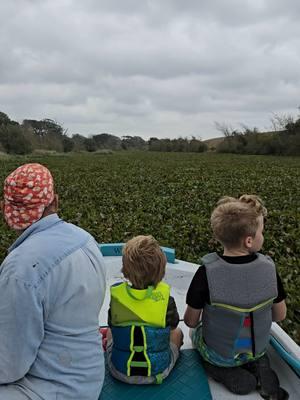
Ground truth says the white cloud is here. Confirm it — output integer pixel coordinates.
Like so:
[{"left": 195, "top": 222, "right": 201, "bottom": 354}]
[{"left": 0, "top": 0, "right": 300, "bottom": 139}]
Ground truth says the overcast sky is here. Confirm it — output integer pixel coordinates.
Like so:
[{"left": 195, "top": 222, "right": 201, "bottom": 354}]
[{"left": 1, "top": 0, "right": 300, "bottom": 140}]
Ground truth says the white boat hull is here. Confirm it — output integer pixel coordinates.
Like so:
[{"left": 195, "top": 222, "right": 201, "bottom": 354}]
[{"left": 99, "top": 255, "right": 300, "bottom": 399}]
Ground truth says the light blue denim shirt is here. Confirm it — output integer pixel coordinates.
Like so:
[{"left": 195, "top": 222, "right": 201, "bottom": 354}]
[{"left": 0, "top": 214, "right": 106, "bottom": 400}]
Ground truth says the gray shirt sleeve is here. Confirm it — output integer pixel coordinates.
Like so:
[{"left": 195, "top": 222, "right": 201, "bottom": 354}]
[{"left": 0, "top": 276, "right": 44, "bottom": 384}]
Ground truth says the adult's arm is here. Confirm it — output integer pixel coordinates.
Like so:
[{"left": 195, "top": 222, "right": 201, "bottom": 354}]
[{"left": 0, "top": 276, "right": 44, "bottom": 384}]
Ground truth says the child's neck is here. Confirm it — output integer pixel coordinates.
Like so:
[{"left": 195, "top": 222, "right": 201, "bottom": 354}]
[{"left": 223, "top": 248, "right": 251, "bottom": 257}]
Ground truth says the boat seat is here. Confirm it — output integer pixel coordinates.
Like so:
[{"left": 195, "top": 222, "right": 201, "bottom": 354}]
[{"left": 99, "top": 349, "right": 212, "bottom": 400}]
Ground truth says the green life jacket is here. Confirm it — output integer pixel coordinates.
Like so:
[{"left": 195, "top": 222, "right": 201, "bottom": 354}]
[
  {"left": 200, "top": 252, "right": 278, "bottom": 366},
  {"left": 110, "top": 281, "right": 171, "bottom": 379}
]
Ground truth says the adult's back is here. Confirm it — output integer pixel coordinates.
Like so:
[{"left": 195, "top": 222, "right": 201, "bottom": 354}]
[{"left": 0, "top": 164, "right": 106, "bottom": 400}]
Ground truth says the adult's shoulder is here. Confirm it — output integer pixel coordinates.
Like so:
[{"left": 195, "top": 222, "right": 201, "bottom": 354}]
[
  {"left": 0, "top": 218, "right": 99, "bottom": 286},
  {"left": 0, "top": 247, "right": 39, "bottom": 286}
]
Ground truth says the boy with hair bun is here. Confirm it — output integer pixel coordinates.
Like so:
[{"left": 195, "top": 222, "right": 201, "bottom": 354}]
[
  {"left": 106, "top": 235, "right": 183, "bottom": 384},
  {"left": 184, "top": 195, "right": 288, "bottom": 399}
]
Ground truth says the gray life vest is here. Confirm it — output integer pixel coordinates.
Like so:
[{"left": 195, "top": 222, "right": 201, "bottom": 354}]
[{"left": 202, "top": 252, "right": 278, "bottom": 361}]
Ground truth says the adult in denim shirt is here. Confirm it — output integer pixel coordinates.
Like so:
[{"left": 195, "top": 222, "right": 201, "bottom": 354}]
[{"left": 0, "top": 164, "right": 106, "bottom": 399}]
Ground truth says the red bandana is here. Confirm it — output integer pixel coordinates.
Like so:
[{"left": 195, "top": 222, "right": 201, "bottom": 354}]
[{"left": 3, "top": 163, "right": 54, "bottom": 230}]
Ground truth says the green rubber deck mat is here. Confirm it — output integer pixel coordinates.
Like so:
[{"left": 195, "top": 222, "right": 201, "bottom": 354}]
[{"left": 99, "top": 349, "right": 212, "bottom": 400}]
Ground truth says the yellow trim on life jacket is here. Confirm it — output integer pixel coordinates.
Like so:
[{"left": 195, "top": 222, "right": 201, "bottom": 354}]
[
  {"left": 211, "top": 297, "right": 275, "bottom": 313},
  {"left": 127, "top": 325, "right": 135, "bottom": 376},
  {"left": 141, "top": 325, "right": 151, "bottom": 376}
]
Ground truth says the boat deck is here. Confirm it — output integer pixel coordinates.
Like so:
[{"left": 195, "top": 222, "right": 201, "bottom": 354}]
[{"left": 99, "top": 256, "right": 300, "bottom": 399}]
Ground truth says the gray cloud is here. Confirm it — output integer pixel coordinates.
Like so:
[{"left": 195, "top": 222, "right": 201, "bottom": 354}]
[{"left": 1, "top": 0, "right": 300, "bottom": 139}]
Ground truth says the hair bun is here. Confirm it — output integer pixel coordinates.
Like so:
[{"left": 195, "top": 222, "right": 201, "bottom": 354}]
[{"left": 239, "top": 194, "right": 267, "bottom": 216}]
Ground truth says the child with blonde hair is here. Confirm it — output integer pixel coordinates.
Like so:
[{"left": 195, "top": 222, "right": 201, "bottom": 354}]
[
  {"left": 106, "top": 235, "right": 183, "bottom": 384},
  {"left": 184, "top": 195, "right": 288, "bottom": 399}
]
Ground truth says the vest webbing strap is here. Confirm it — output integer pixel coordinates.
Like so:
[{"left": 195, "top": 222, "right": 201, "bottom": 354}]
[
  {"left": 127, "top": 326, "right": 135, "bottom": 376},
  {"left": 130, "top": 361, "right": 149, "bottom": 367},
  {"left": 155, "top": 373, "right": 163, "bottom": 384},
  {"left": 127, "top": 325, "right": 151, "bottom": 377},
  {"left": 141, "top": 325, "right": 151, "bottom": 376},
  {"left": 133, "top": 346, "right": 144, "bottom": 352}
]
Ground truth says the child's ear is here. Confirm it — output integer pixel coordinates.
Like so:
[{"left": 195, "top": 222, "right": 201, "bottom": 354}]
[{"left": 244, "top": 236, "right": 253, "bottom": 249}]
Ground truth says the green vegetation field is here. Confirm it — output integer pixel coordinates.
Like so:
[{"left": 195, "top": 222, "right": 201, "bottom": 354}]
[{"left": 0, "top": 152, "right": 299, "bottom": 343}]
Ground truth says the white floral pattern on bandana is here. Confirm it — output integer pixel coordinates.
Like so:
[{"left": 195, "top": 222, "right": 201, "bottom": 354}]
[{"left": 4, "top": 163, "right": 54, "bottom": 230}]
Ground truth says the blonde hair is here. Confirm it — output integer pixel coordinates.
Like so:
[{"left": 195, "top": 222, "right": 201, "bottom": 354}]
[
  {"left": 211, "top": 195, "right": 267, "bottom": 249},
  {"left": 122, "top": 235, "right": 166, "bottom": 289}
]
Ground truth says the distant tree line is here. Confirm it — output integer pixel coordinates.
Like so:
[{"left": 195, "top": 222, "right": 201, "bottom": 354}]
[
  {"left": 0, "top": 112, "right": 73, "bottom": 155},
  {"left": 0, "top": 111, "right": 207, "bottom": 155},
  {"left": 148, "top": 137, "right": 207, "bottom": 152},
  {"left": 215, "top": 111, "right": 300, "bottom": 156},
  {"left": 2, "top": 109, "right": 299, "bottom": 156}
]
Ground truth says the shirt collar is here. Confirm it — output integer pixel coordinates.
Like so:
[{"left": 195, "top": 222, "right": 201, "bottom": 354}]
[
  {"left": 8, "top": 213, "right": 62, "bottom": 253},
  {"left": 219, "top": 252, "right": 257, "bottom": 264}
]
